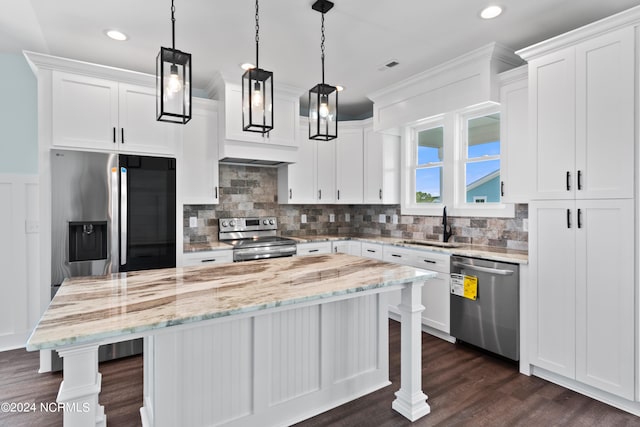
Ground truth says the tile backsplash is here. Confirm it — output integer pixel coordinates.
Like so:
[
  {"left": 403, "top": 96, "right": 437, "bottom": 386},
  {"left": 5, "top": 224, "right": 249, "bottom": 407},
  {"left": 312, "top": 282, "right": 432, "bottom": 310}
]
[{"left": 184, "top": 164, "right": 528, "bottom": 251}]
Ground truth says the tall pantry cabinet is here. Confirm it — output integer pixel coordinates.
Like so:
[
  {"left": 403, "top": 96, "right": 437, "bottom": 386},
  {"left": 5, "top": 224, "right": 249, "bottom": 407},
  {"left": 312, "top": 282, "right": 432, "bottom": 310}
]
[{"left": 519, "top": 15, "right": 637, "bottom": 401}]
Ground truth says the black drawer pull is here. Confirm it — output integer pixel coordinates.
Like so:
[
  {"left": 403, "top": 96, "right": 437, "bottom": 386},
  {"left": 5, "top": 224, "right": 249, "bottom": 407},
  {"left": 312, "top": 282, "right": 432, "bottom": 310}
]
[
  {"left": 308, "top": 249, "right": 319, "bottom": 253},
  {"left": 423, "top": 259, "right": 436, "bottom": 264},
  {"left": 366, "top": 249, "right": 376, "bottom": 253},
  {"left": 201, "top": 259, "right": 216, "bottom": 263},
  {"left": 391, "top": 254, "right": 401, "bottom": 258}
]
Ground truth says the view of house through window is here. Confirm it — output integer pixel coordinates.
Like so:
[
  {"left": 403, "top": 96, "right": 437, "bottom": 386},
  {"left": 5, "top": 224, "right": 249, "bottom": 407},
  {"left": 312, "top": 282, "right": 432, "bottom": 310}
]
[
  {"left": 416, "top": 125, "right": 444, "bottom": 203},
  {"left": 464, "top": 113, "right": 500, "bottom": 203}
]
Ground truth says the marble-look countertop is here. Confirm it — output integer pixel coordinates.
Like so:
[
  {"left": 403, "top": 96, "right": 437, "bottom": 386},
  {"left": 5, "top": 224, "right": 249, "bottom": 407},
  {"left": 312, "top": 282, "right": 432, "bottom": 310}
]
[
  {"left": 183, "top": 241, "right": 233, "bottom": 253},
  {"left": 27, "top": 254, "right": 435, "bottom": 351}
]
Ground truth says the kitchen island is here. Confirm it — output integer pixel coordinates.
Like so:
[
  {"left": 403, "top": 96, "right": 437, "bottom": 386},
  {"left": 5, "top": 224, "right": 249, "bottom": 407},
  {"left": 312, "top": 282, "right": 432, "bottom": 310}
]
[{"left": 27, "top": 253, "right": 436, "bottom": 427}]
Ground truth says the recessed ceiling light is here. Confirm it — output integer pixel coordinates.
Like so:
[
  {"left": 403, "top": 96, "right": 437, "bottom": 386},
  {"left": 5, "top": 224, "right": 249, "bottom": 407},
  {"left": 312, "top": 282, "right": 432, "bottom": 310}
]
[
  {"left": 105, "top": 29, "right": 128, "bottom": 41},
  {"left": 336, "top": 85, "right": 344, "bottom": 92},
  {"left": 240, "top": 63, "right": 255, "bottom": 70},
  {"left": 480, "top": 5, "right": 503, "bottom": 19}
]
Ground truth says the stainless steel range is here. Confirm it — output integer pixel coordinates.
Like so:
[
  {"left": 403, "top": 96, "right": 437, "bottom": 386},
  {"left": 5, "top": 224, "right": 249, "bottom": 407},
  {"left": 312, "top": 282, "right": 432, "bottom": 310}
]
[{"left": 219, "top": 217, "right": 297, "bottom": 262}]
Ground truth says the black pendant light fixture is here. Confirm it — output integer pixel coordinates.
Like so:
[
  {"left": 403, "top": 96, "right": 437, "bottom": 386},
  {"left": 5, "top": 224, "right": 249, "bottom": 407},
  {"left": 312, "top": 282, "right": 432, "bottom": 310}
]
[
  {"left": 156, "top": 0, "right": 192, "bottom": 124},
  {"left": 309, "top": 0, "right": 338, "bottom": 141},
  {"left": 242, "top": 0, "right": 274, "bottom": 134}
]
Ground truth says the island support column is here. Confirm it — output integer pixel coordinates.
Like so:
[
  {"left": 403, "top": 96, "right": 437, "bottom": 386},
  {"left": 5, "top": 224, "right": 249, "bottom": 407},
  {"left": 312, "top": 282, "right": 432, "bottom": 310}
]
[
  {"left": 392, "top": 280, "right": 430, "bottom": 421},
  {"left": 56, "top": 344, "right": 105, "bottom": 427}
]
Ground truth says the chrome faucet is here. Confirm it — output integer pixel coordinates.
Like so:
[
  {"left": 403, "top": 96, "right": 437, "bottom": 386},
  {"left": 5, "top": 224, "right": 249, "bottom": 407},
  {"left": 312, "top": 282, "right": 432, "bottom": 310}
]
[{"left": 442, "top": 206, "right": 452, "bottom": 242}]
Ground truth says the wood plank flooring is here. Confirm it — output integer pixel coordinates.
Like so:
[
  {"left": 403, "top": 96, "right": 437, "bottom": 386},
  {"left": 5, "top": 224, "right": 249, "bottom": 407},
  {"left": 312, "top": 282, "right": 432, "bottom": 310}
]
[{"left": 1, "top": 320, "right": 637, "bottom": 426}]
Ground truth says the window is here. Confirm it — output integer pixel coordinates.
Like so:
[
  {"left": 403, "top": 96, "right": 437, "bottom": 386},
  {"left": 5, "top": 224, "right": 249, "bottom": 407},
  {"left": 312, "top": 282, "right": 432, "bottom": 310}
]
[{"left": 401, "top": 102, "right": 514, "bottom": 218}]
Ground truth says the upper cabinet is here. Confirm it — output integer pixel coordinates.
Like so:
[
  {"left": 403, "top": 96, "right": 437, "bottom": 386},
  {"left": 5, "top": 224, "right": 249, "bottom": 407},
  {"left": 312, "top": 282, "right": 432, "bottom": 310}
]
[
  {"left": 363, "top": 127, "right": 400, "bottom": 204},
  {"left": 335, "top": 127, "right": 363, "bottom": 204},
  {"left": 316, "top": 137, "right": 337, "bottom": 203},
  {"left": 52, "top": 71, "right": 180, "bottom": 156},
  {"left": 182, "top": 98, "right": 219, "bottom": 205},
  {"left": 498, "top": 66, "right": 530, "bottom": 204},
  {"left": 278, "top": 126, "right": 318, "bottom": 204},
  {"left": 520, "top": 26, "right": 634, "bottom": 200}
]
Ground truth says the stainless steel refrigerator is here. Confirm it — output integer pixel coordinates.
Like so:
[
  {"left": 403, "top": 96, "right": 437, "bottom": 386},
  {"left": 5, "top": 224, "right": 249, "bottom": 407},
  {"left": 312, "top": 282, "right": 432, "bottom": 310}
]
[{"left": 50, "top": 149, "right": 176, "bottom": 370}]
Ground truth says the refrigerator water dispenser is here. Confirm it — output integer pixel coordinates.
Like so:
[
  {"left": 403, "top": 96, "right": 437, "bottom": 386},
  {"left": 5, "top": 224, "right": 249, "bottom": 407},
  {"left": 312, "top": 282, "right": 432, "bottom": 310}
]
[{"left": 69, "top": 221, "right": 107, "bottom": 262}]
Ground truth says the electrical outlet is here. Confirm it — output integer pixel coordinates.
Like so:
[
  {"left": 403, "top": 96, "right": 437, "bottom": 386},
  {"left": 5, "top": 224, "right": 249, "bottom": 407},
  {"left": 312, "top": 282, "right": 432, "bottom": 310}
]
[
  {"left": 392, "top": 214, "right": 398, "bottom": 224},
  {"left": 329, "top": 214, "right": 335, "bottom": 223},
  {"left": 378, "top": 214, "right": 386, "bottom": 223},
  {"left": 523, "top": 218, "right": 529, "bottom": 232},
  {"left": 301, "top": 214, "right": 307, "bottom": 224},
  {"left": 345, "top": 213, "right": 350, "bottom": 222},
  {"left": 189, "top": 216, "right": 198, "bottom": 228}
]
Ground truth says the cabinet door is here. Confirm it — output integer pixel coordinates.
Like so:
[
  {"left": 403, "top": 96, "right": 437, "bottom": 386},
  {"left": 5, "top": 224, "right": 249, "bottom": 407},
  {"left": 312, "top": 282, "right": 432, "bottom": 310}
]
[
  {"left": 52, "top": 71, "right": 119, "bottom": 150},
  {"left": 422, "top": 272, "right": 450, "bottom": 333},
  {"left": 364, "top": 128, "right": 400, "bottom": 204},
  {"left": 316, "top": 139, "right": 336, "bottom": 203},
  {"left": 278, "top": 129, "right": 317, "bottom": 204},
  {"left": 575, "top": 27, "right": 634, "bottom": 200},
  {"left": 529, "top": 201, "right": 576, "bottom": 377},
  {"left": 118, "top": 84, "right": 180, "bottom": 155},
  {"left": 267, "top": 94, "right": 298, "bottom": 147},
  {"left": 574, "top": 199, "right": 634, "bottom": 399},
  {"left": 182, "top": 99, "right": 219, "bottom": 204},
  {"left": 335, "top": 128, "right": 363, "bottom": 204},
  {"left": 529, "top": 48, "right": 576, "bottom": 199},
  {"left": 499, "top": 73, "right": 530, "bottom": 203}
]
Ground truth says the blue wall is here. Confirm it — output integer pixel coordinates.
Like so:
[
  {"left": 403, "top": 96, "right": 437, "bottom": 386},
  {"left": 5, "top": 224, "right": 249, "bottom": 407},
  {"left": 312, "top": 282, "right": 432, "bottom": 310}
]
[
  {"left": 0, "top": 53, "right": 38, "bottom": 174},
  {"left": 466, "top": 175, "right": 500, "bottom": 203}
]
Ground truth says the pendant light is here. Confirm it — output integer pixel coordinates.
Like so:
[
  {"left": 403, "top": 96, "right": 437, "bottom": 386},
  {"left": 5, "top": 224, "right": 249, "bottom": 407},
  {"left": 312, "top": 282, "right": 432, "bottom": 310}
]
[
  {"left": 242, "top": 0, "right": 274, "bottom": 134},
  {"left": 156, "top": 0, "right": 192, "bottom": 124},
  {"left": 309, "top": 0, "right": 338, "bottom": 141}
]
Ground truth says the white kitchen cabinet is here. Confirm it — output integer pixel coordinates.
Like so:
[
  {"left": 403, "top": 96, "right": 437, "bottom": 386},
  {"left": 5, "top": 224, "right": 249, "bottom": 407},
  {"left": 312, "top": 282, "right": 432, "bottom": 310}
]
[
  {"left": 498, "top": 66, "right": 530, "bottom": 203},
  {"left": 523, "top": 26, "right": 634, "bottom": 200},
  {"left": 316, "top": 139, "right": 336, "bottom": 203},
  {"left": 52, "top": 71, "right": 179, "bottom": 156},
  {"left": 278, "top": 127, "right": 317, "bottom": 204},
  {"left": 331, "top": 240, "right": 361, "bottom": 256},
  {"left": 296, "top": 242, "right": 332, "bottom": 256},
  {"left": 182, "top": 98, "right": 219, "bottom": 204},
  {"left": 335, "top": 128, "right": 363, "bottom": 204},
  {"left": 363, "top": 127, "right": 400, "bottom": 204},
  {"left": 182, "top": 250, "right": 233, "bottom": 267},
  {"left": 529, "top": 199, "right": 634, "bottom": 399},
  {"left": 360, "top": 242, "right": 383, "bottom": 260}
]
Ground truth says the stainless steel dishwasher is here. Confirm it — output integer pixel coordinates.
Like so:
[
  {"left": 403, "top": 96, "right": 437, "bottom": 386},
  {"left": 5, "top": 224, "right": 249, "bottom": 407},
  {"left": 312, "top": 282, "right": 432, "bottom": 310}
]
[{"left": 450, "top": 255, "right": 519, "bottom": 361}]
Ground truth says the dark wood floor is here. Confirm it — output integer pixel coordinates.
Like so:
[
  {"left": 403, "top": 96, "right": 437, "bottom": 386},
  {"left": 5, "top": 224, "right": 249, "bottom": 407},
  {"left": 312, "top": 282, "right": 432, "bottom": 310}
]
[{"left": 1, "top": 321, "right": 638, "bottom": 426}]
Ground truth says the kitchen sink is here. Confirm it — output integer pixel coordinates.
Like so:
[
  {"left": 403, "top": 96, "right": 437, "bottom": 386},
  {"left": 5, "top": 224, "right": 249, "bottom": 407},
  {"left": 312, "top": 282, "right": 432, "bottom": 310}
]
[{"left": 401, "top": 240, "right": 462, "bottom": 248}]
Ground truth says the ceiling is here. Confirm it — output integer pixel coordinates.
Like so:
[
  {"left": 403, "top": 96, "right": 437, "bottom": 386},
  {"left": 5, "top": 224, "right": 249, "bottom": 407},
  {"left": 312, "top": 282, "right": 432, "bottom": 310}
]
[{"left": 3, "top": 0, "right": 640, "bottom": 119}]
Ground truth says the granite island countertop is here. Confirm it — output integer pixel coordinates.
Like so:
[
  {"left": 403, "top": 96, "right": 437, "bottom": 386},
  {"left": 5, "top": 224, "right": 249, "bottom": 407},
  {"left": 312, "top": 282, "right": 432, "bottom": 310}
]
[{"left": 27, "top": 254, "right": 435, "bottom": 351}]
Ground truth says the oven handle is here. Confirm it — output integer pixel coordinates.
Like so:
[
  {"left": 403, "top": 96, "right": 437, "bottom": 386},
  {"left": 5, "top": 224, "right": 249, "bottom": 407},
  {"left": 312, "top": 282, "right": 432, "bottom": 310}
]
[
  {"left": 234, "top": 245, "right": 297, "bottom": 260},
  {"left": 451, "top": 261, "right": 514, "bottom": 276}
]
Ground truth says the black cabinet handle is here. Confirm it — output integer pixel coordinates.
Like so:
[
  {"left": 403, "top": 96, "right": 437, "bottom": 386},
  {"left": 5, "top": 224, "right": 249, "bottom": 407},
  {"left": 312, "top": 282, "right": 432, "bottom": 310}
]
[
  {"left": 366, "top": 249, "right": 376, "bottom": 253},
  {"left": 309, "top": 249, "right": 319, "bottom": 253},
  {"left": 121, "top": 128, "right": 124, "bottom": 144},
  {"left": 379, "top": 189, "right": 382, "bottom": 200},
  {"left": 391, "top": 254, "right": 401, "bottom": 258},
  {"left": 318, "top": 189, "right": 322, "bottom": 200},
  {"left": 567, "top": 209, "right": 571, "bottom": 228},
  {"left": 337, "top": 190, "right": 340, "bottom": 200},
  {"left": 566, "top": 171, "right": 571, "bottom": 191},
  {"left": 577, "top": 208, "right": 582, "bottom": 228},
  {"left": 214, "top": 186, "right": 218, "bottom": 199},
  {"left": 289, "top": 189, "right": 292, "bottom": 199},
  {"left": 423, "top": 259, "right": 436, "bottom": 264},
  {"left": 201, "top": 259, "right": 216, "bottom": 263},
  {"left": 577, "top": 170, "right": 582, "bottom": 190},
  {"left": 501, "top": 181, "right": 505, "bottom": 197},
  {"left": 113, "top": 127, "right": 116, "bottom": 143}
]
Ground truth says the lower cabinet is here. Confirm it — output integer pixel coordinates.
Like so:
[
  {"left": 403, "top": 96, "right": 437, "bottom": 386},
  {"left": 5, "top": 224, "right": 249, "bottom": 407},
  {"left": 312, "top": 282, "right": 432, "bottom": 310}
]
[
  {"left": 296, "top": 242, "right": 332, "bottom": 256},
  {"left": 360, "top": 242, "right": 383, "bottom": 260},
  {"left": 182, "top": 250, "right": 233, "bottom": 267},
  {"left": 529, "top": 199, "right": 634, "bottom": 399},
  {"left": 331, "top": 240, "right": 362, "bottom": 256}
]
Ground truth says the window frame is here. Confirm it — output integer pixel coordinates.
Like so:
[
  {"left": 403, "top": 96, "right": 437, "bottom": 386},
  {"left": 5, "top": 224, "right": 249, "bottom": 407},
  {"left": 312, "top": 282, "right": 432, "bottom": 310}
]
[{"left": 401, "top": 102, "right": 514, "bottom": 218}]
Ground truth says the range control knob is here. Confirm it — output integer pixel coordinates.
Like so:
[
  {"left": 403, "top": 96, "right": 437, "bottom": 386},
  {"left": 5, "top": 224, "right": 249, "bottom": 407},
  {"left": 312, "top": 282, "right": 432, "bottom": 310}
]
[
  {"left": 263, "top": 219, "right": 269, "bottom": 225},
  {"left": 221, "top": 221, "right": 228, "bottom": 227},
  {"left": 269, "top": 219, "right": 275, "bottom": 225},
  {"left": 229, "top": 220, "right": 236, "bottom": 227}
]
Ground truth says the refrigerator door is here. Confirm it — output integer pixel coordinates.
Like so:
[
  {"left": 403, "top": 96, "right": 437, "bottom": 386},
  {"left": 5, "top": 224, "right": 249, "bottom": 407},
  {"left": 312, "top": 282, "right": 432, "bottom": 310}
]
[
  {"left": 119, "top": 155, "right": 176, "bottom": 272},
  {"left": 51, "top": 150, "right": 117, "bottom": 286}
]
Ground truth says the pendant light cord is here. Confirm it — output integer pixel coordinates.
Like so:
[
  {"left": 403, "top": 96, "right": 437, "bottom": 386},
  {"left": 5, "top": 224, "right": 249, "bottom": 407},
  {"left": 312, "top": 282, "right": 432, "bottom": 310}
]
[
  {"left": 255, "top": 0, "right": 260, "bottom": 70},
  {"left": 321, "top": 12, "right": 326, "bottom": 85},
  {"left": 171, "top": 0, "right": 176, "bottom": 50}
]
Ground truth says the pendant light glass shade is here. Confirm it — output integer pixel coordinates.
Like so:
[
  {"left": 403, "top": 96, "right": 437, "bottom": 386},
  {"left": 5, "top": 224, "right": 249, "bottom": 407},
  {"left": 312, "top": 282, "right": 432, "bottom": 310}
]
[
  {"left": 243, "top": 0, "right": 274, "bottom": 134},
  {"left": 309, "top": 83, "right": 337, "bottom": 140},
  {"left": 156, "top": 0, "right": 192, "bottom": 124},
  {"left": 242, "top": 67, "right": 273, "bottom": 133},
  {"left": 309, "top": 0, "right": 337, "bottom": 141}
]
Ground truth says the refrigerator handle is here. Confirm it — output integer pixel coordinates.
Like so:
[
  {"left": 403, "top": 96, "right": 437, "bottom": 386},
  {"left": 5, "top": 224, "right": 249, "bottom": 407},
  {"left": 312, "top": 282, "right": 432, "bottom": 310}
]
[{"left": 120, "top": 166, "right": 127, "bottom": 266}]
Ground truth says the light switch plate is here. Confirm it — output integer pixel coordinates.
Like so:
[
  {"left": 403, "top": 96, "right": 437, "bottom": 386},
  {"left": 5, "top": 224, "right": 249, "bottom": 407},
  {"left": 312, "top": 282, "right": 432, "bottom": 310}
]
[
  {"left": 378, "top": 214, "right": 386, "bottom": 223},
  {"left": 189, "top": 216, "right": 198, "bottom": 228},
  {"left": 392, "top": 214, "right": 398, "bottom": 224},
  {"left": 523, "top": 218, "right": 529, "bottom": 232},
  {"left": 301, "top": 214, "right": 307, "bottom": 223},
  {"left": 329, "top": 214, "right": 335, "bottom": 223},
  {"left": 345, "top": 213, "right": 350, "bottom": 222}
]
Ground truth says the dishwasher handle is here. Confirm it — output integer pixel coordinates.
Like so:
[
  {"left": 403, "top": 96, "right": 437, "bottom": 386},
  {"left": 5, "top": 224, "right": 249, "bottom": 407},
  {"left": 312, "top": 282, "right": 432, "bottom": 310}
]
[{"left": 451, "top": 261, "right": 514, "bottom": 276}]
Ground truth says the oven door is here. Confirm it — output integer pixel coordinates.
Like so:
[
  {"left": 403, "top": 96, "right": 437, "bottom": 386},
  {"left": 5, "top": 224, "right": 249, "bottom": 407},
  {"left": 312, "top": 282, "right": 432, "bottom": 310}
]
[{"left": 233, "top": 245, "right": 297, "bottom": 262}]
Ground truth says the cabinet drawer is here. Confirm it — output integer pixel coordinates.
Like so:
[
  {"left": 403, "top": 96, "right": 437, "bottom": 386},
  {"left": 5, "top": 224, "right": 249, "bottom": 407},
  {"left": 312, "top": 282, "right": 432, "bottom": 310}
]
[
  {"left": 360, "top": 242, "right": 383, "bottom": 260},
  {"left": 382, "top": 246, "right": 414, "bottom": 264},
  {"left": 296, "top": 242, "right": 332, "bottom": 256},
  {"left": 183, "top": 250, "right": 233, "bottom": 266},
  {"left": 407, "top": 250, "right": 450, "bottom": 274}
]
